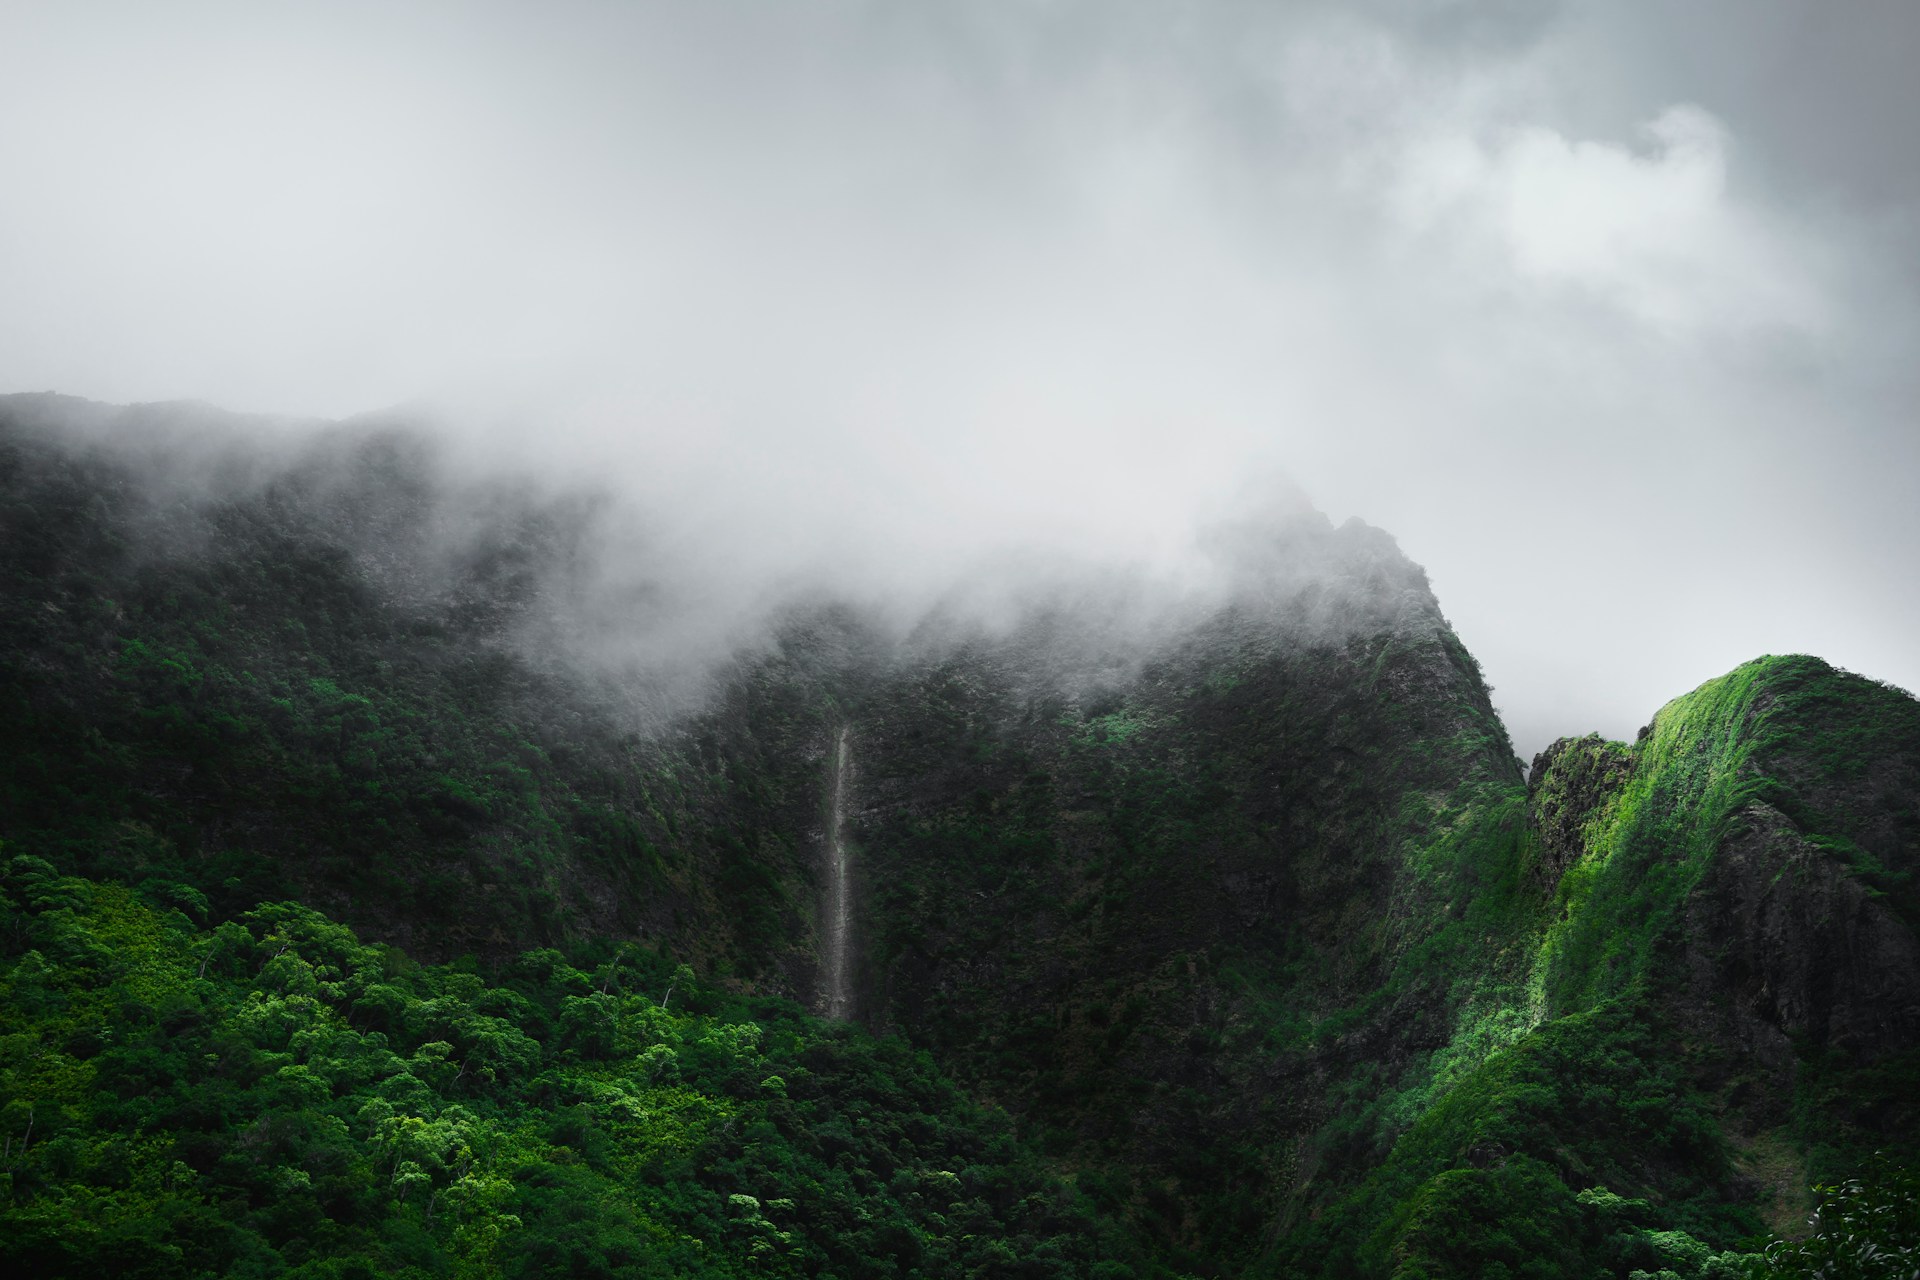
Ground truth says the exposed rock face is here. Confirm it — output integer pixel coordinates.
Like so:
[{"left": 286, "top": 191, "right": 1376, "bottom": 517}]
[
  {"left": 1685, "top": 800, "right": 1920, "bottom": 1072},
  {"left": 1527, "top": 734, "right": 1632, "bottom": 885},
  {"left": 812, "top": 541, "right": 1529, "bottom": 1266}
]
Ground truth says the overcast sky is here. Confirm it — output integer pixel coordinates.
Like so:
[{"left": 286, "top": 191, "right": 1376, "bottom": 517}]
[{"left": 2, "top": 0, "right": 1916, "bottom": 755}]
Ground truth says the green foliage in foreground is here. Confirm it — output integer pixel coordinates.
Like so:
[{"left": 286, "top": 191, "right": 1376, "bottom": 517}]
[
  {"left": 0, "top": 857, "right": 1154, "bottom": 1279},
  {"left": 1756, "top": 1155, "right": 1920, "bottom": 1279}
]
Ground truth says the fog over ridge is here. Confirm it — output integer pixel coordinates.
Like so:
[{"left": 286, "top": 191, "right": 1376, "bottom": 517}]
[
  {"left": 3, "top": 1, "right": 1917, "bottom": 756},
  {"left": 3, "top": 390, "right": 1462, "bottom": 745}
]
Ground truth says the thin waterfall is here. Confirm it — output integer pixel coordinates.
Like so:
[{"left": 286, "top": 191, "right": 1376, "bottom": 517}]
[{"left": 822, "top": 725, "right": 854, "bottom": 1020}]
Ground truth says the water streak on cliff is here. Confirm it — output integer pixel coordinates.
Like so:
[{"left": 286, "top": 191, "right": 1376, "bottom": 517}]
[{"left": 824, "top": 725, "right": 854, "bottom": 1020}]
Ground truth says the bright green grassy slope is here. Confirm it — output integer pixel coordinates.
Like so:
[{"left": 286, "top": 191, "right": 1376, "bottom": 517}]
[
  {"left": 1272, "top": 655, "right": 1920, "bottom": 1279},
  {"left": 1537, "top": 654, "right": 1920, "bottom": 1016}
]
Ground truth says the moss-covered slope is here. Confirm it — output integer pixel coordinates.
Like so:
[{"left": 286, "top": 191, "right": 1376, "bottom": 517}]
[{"left": 1273, "top": 656, "right": 1920, "bottom": 1278}]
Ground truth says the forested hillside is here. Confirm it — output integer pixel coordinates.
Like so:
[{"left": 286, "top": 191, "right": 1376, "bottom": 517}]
[{"left": 2, "top": 395, "right": 1914, "bottom": 1277}]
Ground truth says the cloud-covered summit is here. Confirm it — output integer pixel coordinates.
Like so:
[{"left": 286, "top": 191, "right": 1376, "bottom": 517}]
[{"left": 1, "top": 1, "right": 1915, "bottom": 755}]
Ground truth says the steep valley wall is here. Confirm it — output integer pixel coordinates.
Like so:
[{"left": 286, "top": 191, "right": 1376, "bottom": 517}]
[{"left": 4, "top": 395, "right": 1917, "bottom": 1277}]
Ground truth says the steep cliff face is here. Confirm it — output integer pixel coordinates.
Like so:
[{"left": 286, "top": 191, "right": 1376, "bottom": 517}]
[
  {"left": 819, "top": 535, "right": 1531, "bottom": 1265},
  {"left": 1686, "top": 801, "right": 1916, "bottom": 1070},
  {"left": 0, "top": 394, "right": 842, "bottom": 973},
  {"left": 4, "top": 395, "right": 1917, "bottom": 1278},
  {"left": 1270, "top": 660, "right": 1920, "bottom": 1279},
  {"left": 0, "top": 396, "right": 1546, "bottom": 1267},
  {"left": 1528, "top": 658, "right": 1920, "bottom": 1156}
]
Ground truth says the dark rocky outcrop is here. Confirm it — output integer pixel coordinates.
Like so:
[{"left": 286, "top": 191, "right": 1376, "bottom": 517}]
[
  {"left": 1528, "top": 734, "right": 1632, "bottom": 885},
  {"left": 1686, "top": 800, "right": 1920, "bottom": 1067}
]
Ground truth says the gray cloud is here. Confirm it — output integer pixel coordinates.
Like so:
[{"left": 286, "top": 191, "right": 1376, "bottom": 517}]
[{"left": 1, "top": 0, "right": 1915, "bottom": 755}]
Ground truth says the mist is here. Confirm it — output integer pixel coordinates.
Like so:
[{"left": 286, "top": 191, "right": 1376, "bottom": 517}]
[{"left": 3, "top": 0, "right": 1916, "bottom": 756}]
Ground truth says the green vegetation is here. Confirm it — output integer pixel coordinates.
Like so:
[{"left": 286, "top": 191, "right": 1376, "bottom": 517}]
[
  {"left": 1259, "top": 655, "right": 1920, "bottom": 1276},
  {"left": 1534, "top": 655, "right": 1920, "bottom": 1018},
  {"left": 1756, "top": 1154, "right": 1920, "bottom": 1279},
  {"left": 0, "top": 855, "right": 1154, "bottom": 1278},
  {"left": 0, "top": 410, "right": 831, "bottom": 978},
  {"left": 1279, "top": 1002, "right": 1764, "bottom": 1278},
  {"left": 2, "top": 399, "right": 1915, "bottom": 1276}
]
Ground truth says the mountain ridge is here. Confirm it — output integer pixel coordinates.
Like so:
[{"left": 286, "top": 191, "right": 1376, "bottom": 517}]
[{"left": 1, "top": 394, "right": 1914, "bottom": 1278}]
